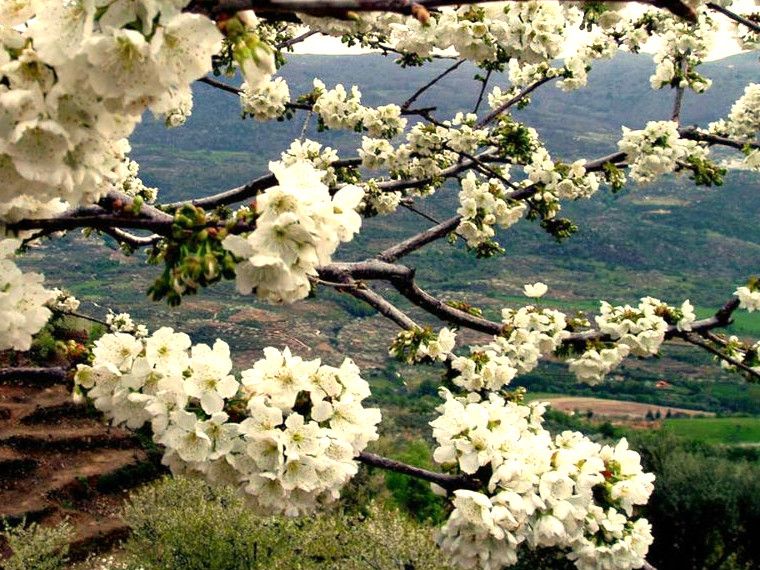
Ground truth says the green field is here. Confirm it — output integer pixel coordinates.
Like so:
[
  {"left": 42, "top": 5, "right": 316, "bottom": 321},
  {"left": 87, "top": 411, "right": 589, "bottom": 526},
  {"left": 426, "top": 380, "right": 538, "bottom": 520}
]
[{"left": 663, "top": 417, "right": 760, "bottom": 444}]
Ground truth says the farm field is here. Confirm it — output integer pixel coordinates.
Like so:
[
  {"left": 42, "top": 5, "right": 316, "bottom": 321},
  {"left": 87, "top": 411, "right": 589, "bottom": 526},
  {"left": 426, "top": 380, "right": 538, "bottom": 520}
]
[
  {"left": 535, "top": 396, "right": 715, "bottom": 420},
  {"left": 662, "top": 417, "right": 760, "bottom": 444}
]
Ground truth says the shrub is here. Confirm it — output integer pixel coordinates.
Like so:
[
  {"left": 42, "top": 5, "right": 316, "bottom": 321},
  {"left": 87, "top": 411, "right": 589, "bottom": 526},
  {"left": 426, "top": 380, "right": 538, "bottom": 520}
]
[
  {"left": 0, "top": 519, "right": 74, "bottom": 570},
  {"left": 120, "top": 476, "right": 454, "bottom": 570}
]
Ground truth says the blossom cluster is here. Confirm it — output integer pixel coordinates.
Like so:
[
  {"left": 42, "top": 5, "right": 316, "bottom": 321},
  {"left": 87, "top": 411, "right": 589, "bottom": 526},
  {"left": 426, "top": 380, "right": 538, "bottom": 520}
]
[
  {"left": 74, "top": 330, "right": 381, "bottom": 515},
  {"left": 389, "top": 327, "right": 457, "bottom": 363},
  {"left": 568, "top": 297, "right": 695, "bottom": 384},
  {"left": 432, "top": 391, "right": 655, "bottom": 570},
  {"left": 106, "top": 311, "right": 148, "bottom": 338},
  {"left": 114, "top": 143, "right": 158, "bottom": 204},
  {"left": 276, "top": 139, "right": 341, "bottom": 187},
  {"left": 0, "top": 0, "right": 221, "bottom": 227},
  {"left": 456, "top": 172, "right": 527, "bottom": 249},
  {"left": 618, "top": 121, "right": 707, "bottom": 184},
  {"left": 222, "top": 161, "right": 364, "bottom": 303},
  {"left": 0, "top": 238, "right": 54, "bottom": 351},
  {"left": 715, "top": 83, "right": 760, "bottom": 140},
  {"left": 525, "top": 152, "right": 601, "bottom": 201},
  {"left": 47, "top": 288, "right": 80, "bottom": 314},
  {"left": 450, "top": 300, "right": 568, "bottom": 393},
  {"left": 736, "top": 285, "right": 760, "bottom": 312},
  {"left": 311, "top": 80, "right": 407, "bottom": 138},
  {"left": 648, "top": 11, "right": 717, "bottom": 93},
  {"left": 311, "top": 4, "right": 577, "bottom": 66},
  {"left": 241, "top": 77, "right": 291, "bottom": 121},
  {"left": 358, "top": 113, "right": 489, "bottom": 190}
]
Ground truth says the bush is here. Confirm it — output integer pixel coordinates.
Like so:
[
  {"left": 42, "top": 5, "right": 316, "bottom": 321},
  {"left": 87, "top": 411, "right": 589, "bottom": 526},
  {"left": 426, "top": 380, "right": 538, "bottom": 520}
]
[
  {"left": 120, "top": 475, "right": 454, "bottom": 570},
  {"left": 1, "top": 519, "right": 74, "bottom": 570}
]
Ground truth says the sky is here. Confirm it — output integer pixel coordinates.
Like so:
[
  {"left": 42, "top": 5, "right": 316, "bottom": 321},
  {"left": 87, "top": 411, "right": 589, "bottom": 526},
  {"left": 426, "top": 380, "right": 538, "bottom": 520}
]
[{"left": 292, "top": 0, "right": 757, "bottom": 60}]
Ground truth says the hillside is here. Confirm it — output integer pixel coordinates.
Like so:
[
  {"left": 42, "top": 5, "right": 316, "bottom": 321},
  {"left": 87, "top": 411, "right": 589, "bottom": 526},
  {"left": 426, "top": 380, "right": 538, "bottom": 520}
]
[{"left": 17, "top": 50, "right": 760, "bottom": 415}]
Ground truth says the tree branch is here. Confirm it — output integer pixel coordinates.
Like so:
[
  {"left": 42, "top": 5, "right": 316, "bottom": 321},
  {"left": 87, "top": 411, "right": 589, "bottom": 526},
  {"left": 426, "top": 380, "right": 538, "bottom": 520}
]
[
  {"left": 671, "top": 57, "right": 687, "bottom": 123},
  {"left": 101, "top": 227, "right": 163, "bottom": 248},
  {"left": 277, "top": 28, "right": 319, "bottom": 50},
  {"left": 358, "top": 451, "right": 480, "bottom": 492},
  {"left": 197, "top": 75, "right": 241, "bottom": 95},
  {"left": 402, "top": 59, "right": 466, "bottom": 110},
  {"left": 199, "top": 75, "right": 436, "bottom": 116},
  {"left": 349, "top": 286, "right": 420, "bottom": 330},
  {"left": 164, "top": 158, "right": 362, "bottom": 209},
  {"left": 473, "top": 68, "right": 493, "bottom": 115},
  {"left": 191, "top": 0, "right": 696, "bottom": 23},
  {"left": 679, "top": 126, "right": 760, "bottom": 151},
  {"left": 707, "top": 1, "right": 760, "bottom": 33},
  {"left": 478, "top": 76, "right": 558, "bottom": 128},
  {"left": 0, "top": 367, "right": 68, "bottom": 384},
  {"left": 683, "top": 332, "right": 760, "bottom": 381},
  {"left": 376, "top": 215, "right": 461, "bottom": 262},
  {"left": 8, "top": 214, "right": 178, "bottom": 235}
]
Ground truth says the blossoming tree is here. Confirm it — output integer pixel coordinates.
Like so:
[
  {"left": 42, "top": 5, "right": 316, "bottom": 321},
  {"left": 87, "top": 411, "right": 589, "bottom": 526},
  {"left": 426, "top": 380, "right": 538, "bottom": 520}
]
[{"left": 3, "top": 0, "right": 760, "bottom": 569}]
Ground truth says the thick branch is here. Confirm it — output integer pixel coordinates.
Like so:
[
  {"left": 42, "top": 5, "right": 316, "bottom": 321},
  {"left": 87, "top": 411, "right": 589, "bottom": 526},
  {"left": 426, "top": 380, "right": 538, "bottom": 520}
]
[
  {"left": 8, "top": 214, "right": 178, "bottom": 235},
  {"left": 349, "top": 287, "right": 419, "bottom": 329},
  {"left": 376, "top": 215, "right": 461, "bottom": 262},
  {"left": 358, "top": 451, "right": 480, "bottom": 492},
  {"left": 193, "top": 0, "right": 696, "bottom": 23},
  {"left": 671, "top": 58, "right": 687, "bottom": 123},
  {"left": 0, "top": 367, "right": 68, "bottom": 384},
  {"left": 707, "top": 1, "right": 760, "bottom": 33},
  {"left": 679, "top": 126, "right": 760, "bottom": 151}
]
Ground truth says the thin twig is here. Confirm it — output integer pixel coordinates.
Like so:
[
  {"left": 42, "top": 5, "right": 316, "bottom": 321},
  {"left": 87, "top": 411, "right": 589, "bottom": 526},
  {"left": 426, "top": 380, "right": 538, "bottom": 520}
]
[
  {"left": 683, "top": 332, "right": 760, "bottom": 381},
  {"left": 402, "top": 59, "right": 466, "bottom": 110},
  {"left": 277, "top": 29, "right": 319, "bottom": 50},
  {"left": 478, "top": 76, "right": 558, "bottom": 127},
  {"left": 473, "top": 69, "right": 492, "bottom": 115},
  {"left": 401, "top": 202, "right": 442, "bottom": 225},
  {"left": 164, "top": 158, "right": 362, "bottom": 209},
  {"left": 198, "top": 76, "right": 241, "bottom": 95}
]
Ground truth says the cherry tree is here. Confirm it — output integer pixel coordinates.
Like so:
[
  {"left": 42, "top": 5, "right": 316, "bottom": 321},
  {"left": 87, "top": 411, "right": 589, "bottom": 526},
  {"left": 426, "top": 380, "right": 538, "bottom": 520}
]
[{"left": 2, "top": 1, "right": 760, "bottom": 569}]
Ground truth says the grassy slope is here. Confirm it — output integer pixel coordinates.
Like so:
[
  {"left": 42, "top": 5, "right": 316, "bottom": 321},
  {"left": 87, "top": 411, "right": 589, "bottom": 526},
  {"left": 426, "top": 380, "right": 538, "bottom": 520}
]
[{"left": 18, "top": 51, "right": 760, "bottom": 416}]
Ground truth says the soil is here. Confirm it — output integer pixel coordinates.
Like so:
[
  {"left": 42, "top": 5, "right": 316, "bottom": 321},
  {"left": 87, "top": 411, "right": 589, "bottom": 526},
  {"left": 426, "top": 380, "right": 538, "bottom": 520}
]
[
  {"left": 0, "top": 371, "right": 165, "bottom": 563},
  {"left": 540, "top": 396, "right": 715, "bottom": 420}
]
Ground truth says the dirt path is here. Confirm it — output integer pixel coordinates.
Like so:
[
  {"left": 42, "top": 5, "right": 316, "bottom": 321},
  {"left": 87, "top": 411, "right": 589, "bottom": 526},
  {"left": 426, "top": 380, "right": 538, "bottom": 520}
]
[{"left": 540, "top": 396, "right": 714, "bottom": 420}]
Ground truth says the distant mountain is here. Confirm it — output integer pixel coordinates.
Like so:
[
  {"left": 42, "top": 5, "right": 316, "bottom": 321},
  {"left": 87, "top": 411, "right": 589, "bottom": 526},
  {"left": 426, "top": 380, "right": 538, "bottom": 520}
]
[
  {"left": 129, "top": 51, "right": 760, "bottom": 307},
  {"left": 18, "top": 51, "right": 760, "bottom": 412}
]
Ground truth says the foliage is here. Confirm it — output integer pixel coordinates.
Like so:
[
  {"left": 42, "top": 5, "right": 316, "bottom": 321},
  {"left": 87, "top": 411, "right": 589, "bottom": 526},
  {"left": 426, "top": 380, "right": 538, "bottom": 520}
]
[
  {"left": 384, "top": 439, "right": 448, "bottom": 523},
  {"left": 630, "top": 432, "right": 760, "bottom": 570},
  {"left": 0, "top": 519, "right": 74, "bottom": 570},
  {"left": 121, "top": 475, "right": 453, "bottom": 570}
]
